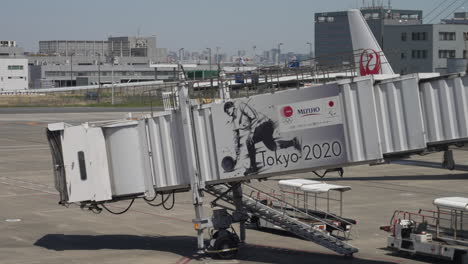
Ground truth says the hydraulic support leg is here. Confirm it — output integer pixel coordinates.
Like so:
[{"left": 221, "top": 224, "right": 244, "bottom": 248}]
[
  {"left": 443, "top": 149, "right": 455, "bottom": 170},
  {"left": 232, "top": 184, "right": 247, "bottom": 243},
  {"left": 191, "top": 183, "right": 208, "bottom": 254}
]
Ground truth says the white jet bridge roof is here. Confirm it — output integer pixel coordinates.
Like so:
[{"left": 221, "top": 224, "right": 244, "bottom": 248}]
[{"left": 434, "top": 197, "right": 468, "bottom": 211}]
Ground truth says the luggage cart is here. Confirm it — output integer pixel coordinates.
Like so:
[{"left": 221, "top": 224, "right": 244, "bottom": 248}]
[
  {"left": 247, "top": 179, "right": 356, "bottom": 237},
  {"left": 380, "top": 197, "right": 468, "bottom": 263}
]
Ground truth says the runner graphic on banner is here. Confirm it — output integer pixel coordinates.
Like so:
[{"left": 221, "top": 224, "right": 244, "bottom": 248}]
[{"left": 223, "top": 101, "right": 301, "bottom": 176}]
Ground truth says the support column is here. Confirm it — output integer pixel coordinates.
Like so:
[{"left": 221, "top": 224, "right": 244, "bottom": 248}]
[
  {"left": 443, "top": 149, "right": 455, "bottom": 170},
  {"left": 192, "top": 186, "right": 206, "bottom": 252},
  {"left": 232, "top": 184, "right": 246, "bottom": 243},
  {"left": 177, "top": 69, "right": 208, "bottom": 253}
]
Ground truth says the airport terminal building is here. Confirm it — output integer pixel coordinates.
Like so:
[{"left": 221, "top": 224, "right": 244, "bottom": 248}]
[
  {"left": 0, "top": 41, "right": 28, "bottom": 91},
  {"left": 385, "top": 23, "right": 468, "bottom": 74},
  {"left": 29, "top": 36, "right": 169, "bottom": 88}
]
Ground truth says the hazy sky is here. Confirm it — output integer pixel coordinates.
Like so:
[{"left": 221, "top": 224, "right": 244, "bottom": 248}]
[{"left": 1, "top": 0, "right": 466, "bottom": 54}]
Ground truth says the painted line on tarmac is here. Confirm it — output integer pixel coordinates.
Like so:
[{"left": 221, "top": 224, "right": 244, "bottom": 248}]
[
  {"left": 0, "top": 180, "right": 58, "bottom": 195},
  {"left": 175, "top": 257, "right": 192, "bottom": 264},
  {"left": 204, "top": 261, "right": 239, "bottom": 264},
  {"left": 0, "top": 192, "right": 51, "bottom": 198},
  {"left": 0, "top": 144, "right": 47, "bottom": 148},
  {"left": 0, "top": 135, "right": 48, "bottom": 145},
  {"left": 0, "top": 121, "right": 47, "bottom": 127},
  {"left": 16, "top": 121, "right": 47, "bottom": 127},
  {"left": 0, "top": 147, "right": 49, "bottom": 152},
  {"left": 0, "top": 176, "right": 57, "bottom": 190}
]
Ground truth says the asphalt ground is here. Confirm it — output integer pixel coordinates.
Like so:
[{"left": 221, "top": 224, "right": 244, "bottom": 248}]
[{"left": 1, "top": 108, "right": 467, "bottom": 264}]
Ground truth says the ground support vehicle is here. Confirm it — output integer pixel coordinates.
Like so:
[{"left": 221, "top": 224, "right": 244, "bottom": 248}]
[{"left": 381, "top": 197, "right": 468, "bottom": 263}]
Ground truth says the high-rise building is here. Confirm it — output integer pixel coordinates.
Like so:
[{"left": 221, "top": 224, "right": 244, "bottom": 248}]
[{"left": 384, "top": 23, "right": 468, "bottom": 74}]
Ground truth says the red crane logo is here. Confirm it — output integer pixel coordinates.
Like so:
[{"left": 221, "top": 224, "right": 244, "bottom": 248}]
[{"left": 359, "top": 49, "right": 381, "bottom": 76}]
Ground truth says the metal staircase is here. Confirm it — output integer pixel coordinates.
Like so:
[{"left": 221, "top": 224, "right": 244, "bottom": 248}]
[{"left": 205, "top": 183, "right": 359, "bottom": 256}]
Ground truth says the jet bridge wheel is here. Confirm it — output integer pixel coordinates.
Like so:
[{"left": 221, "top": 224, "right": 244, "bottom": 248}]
[{"left": 210, "top": 230, "right": 240, "bottom": 259}]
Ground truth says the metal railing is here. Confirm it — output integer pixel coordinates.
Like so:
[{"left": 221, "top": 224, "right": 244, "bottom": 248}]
[
  {"left": 388, "top": 209, "right": 468, "bottom": 244},
  {"left": 242, "top": 182, "right": 356, "bottom": 241}
]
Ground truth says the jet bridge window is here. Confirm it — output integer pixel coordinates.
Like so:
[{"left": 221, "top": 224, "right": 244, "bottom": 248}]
[{"left": 77, "top": 151, "right": 87, "bottom": 181}]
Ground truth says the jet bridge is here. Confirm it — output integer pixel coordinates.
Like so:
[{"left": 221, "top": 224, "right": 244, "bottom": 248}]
[{"left": 46, "top": 71, "right": 468, "bottom": 258}]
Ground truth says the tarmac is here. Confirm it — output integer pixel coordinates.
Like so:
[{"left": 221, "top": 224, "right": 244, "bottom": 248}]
[{"left": 1, "top": 108, "right": 467, "bottom": 264}]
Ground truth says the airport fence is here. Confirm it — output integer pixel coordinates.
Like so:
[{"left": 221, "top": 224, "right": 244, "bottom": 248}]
[{"left": 0, "top": 82, "right": 178, "bottom": 107}]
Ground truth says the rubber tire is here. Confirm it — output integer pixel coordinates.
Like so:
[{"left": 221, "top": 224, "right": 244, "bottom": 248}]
[
  {"left": 250, "top": 216, "right": 261, "bottom": 230},
  {"left": 214, "top": 234, "right": 239, "bottom": 259}
]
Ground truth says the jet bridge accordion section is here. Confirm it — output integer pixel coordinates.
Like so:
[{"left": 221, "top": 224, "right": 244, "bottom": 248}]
[
  {"left": 420, "top": 74, "right": 468, "bottom": 145},
  {"left": 47, "top": 73, "right": 468, "bottom": 204},
  {"left": 373, "top": 75, "right": 427, "bottom": 155}
]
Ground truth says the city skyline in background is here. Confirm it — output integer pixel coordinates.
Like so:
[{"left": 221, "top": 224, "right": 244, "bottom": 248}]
[{"left": 2, "top": 0, "right": 468, "bottom": 56}]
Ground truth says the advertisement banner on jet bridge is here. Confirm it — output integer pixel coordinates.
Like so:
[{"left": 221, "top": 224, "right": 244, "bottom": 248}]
[{"left": 212, "top": 83, "right": 347, "bottom": 179}]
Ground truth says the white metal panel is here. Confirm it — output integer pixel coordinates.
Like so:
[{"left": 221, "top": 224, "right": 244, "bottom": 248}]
[
  {"left": 193, "top": 107, "right": 220, "bottom": 183},
  {"left": 62, "top": 126, "right": 112, "bottom": 202},
  {"left": 339, "top": 77, "right": 383, "bottom": 162},
  {"left": 146, "top": 113, "right": 191, "bottom": 189},
  {"left": 374, "top": 76, "right": 426, "bottom": 154},
  {"left": 103, "top": 122, "right": 149, "bottom": 197},
  {"left": 420, "top": 74, "right": 468, "bottom": 144}
]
